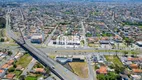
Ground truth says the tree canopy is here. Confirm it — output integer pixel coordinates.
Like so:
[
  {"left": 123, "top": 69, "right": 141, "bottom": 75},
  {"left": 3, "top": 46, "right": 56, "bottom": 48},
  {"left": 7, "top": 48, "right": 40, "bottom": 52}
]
[{"left": 0, "top": 17, "right": 6, "bottom": 29}]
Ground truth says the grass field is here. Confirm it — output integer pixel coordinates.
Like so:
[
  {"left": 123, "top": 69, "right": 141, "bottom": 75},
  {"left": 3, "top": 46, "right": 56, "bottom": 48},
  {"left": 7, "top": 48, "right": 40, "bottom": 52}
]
[
  {"left": 0, "top": 29, "right": 6, "bottom": 37},
  {"left": 88, "top": 43, "right": 95, "bottom": 47},
  {"left": 0, "top": 29, "right": 15, "bottom": 42},
  {"left": 105, "top": 55, "right": 123, "bottom": 67},
  {"left": 49, "top": 55, "right": 56, "bottom": 59},
  {"left": 80, "top": 41, "right": 84, "bottom": 47},
  {"left": 16, "top": 54, "right": 32, "bottom": 68},
  {"left": 13, "top": 70, "right": 22, "bottom": 78},
  {"left": 25, "top": 76, "right": 37, "bottom": 80},
  {"left": 9, "top": 70, "right": 22, "bottom": 78},
  {"left": 114, "top": 43, "right": 127, "bottom": 48},
  {"left": 88, "top": 43, "right": 100, "bottom": 48},
  {"left": 69, "top": 62, "right": 88, "bottom": 78},
  {"left": 139, "top": 26, "right": 142, "bottom": 29}
]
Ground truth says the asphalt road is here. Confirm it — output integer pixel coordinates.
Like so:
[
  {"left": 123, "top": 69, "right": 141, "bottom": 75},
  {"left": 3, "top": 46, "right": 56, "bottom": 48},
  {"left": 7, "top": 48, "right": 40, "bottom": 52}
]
[
  {"left": 86, "top": 55, "right": 96, "bottom": 80},
  {"left": 80, "top": 21, "right": 88, "bottom": 47},
  {"left": 44, "top": 25, "right": 58, "bottom": 45}
]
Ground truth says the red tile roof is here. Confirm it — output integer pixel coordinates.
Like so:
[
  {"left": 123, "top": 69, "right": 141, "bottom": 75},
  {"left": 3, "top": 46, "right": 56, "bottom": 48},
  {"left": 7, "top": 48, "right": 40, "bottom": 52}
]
[
  {"left": 6, "top": 73, "right": 15, "bottom": 79},
  {"left": 8, "top": 60, "right": 14, "bottom": 65},
  {"left": 96, "top": 66, "right": 107, "bottom": 74},
  {"left": 1, "top": 64, "right": 9, "bottom": 69},
  {"left": 35, "top": 68, "right": 45, "bottom": 73},
  {"left": 0, "top": 70, "right": 4, "bottom": 73},
  {"left": 132, "top": 69, "right": 142, "bottom": 73},
  {"left": 130, "top": 64, "right": 138, "bottom": 68},
  {"left": 127, "top": 58, "right": 139, "bottom": 61}
]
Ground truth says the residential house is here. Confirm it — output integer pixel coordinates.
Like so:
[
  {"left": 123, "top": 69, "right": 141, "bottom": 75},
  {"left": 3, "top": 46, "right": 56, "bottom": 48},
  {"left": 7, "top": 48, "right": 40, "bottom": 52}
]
[
  {"left": 6, "top": 73, "right": 15, "bottom": 79},
  {"left": 0, "top": 69, "right": 6, "bottom": 78},
  {"left": 35, "top": 68, "right": 45, "bottom": 73},
  {"left": 1, "top": 64, "right": 9, "bottom": 69},
  {"left": 96, "top": 66, "right": 107, "bottom": 74}
]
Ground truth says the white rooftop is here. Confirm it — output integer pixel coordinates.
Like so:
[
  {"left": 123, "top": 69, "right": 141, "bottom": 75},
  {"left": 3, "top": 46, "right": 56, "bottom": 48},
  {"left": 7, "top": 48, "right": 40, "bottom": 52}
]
[{"left": 136, "top": 41, "right": 142, "bottom": 45}]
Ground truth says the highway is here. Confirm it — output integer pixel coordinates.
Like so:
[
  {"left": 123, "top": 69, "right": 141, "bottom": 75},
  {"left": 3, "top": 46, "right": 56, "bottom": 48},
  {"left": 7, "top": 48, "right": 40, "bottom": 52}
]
[
  {"left": 5, "top": 13, "right": 84, "bottom": 80},
  {"left": 15, "top": 39, "right": 81, "bottom": 80},
  {"left": 40, "top": 47, "right": 122, "bottom": 55}
]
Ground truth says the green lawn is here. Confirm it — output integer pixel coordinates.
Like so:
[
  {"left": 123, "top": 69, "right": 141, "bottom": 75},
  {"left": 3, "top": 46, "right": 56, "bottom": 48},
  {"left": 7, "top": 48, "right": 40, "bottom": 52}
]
[
  {"left": 49, "top": 55, "right": 56, "bottom": 59},
  {"left": 0, "top": 29, "right": 6, "bottom": 37},
  {"left": 33, "top": 62, "right": 44, "bottom": 68},
  {"left": 139, "top": 26, "right": 142, "bottom": 29},
  {"left": 114, "top": 43, "right": 127, "bottom": 48},
  {"left": 0, "top": 29, "right": 1, "bottom": 38},
  {"left": 16, "top": 54, "right": 32, "bottom": 68},
  {"left": 80, "top": 41, "right": 84, "bottom": 47},
  {"left": 9, "top": 70, "right": 22, "bottom": 78},
  {"left": 97, "top": 72, "right": 119, "bottom": 80},
  {"left": 88, "top": 43, "right": 100, "bottom": 48},
  {"left": 14, "top": 70, "right": 22, "bottom": 76},
  {"left": 25, "top": 76, "right": 37, "bottom": 80},
  {"left": 12, "top": 70, "right": 22, "bottom": 78},
  {"left": 0, "top": 29, "right": 6, "bottom": 42},
  {"left": 88, "top": 43, "right": 94, "bottom": 47},
  {"left": 105, "top": 55, "right": 123, "bottom": 67}
]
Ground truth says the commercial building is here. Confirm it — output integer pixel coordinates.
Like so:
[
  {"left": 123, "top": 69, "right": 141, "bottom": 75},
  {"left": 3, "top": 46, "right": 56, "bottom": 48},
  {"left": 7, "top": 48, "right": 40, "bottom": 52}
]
[
  {"left": 55, "top": 55, "right": 72, "bottom": 64},
  {"left": 31, "top": 35, "right": 42, "bottom": 43},
  {"left": 55, "top": 55, "right": 85, "bottom": 64},
  {"left": 136, "top": 41, "right": 142, "bottom": 47}
]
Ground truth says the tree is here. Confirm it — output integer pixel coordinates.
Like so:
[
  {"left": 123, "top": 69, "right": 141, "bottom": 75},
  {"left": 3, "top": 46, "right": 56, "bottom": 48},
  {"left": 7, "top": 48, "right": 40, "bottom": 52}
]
[
  {"left": 45, "top": 67, "right": 50, "bottom": 74},
  {"left": 123, "top": 51, "right": 128, "bottom": 55},
  {"left": 131, "top": 51, "right": 138, "bottom": 55},
  {"left": 86, "top": 33, "right": 92, "bottom": 37},
  {"left": 115, "top": 50, "right": 118, "bottom": 55},
  {"left": 0, "top": 17, "right": 6, "bottom": 29},
  {"left": 36, "top": 63, "right": 43, "bottom": 68},
  {"left": 13, "top": 63, "right": 17, "bottom": 68},
  {"left": 97, "top": 74, "right": 105, "bottom": 80},
  {"left": 8, "top": 67, "right": 15, "bottom": 72},
  {"left": 107, "top": 72, "right": 119, "bottom": 80},
  {"left": 114, "top": 65, "right": 125, "bottom": 74},
  {"left": 0, "top": 38, "right": 4, "bottom": 42},
  {"left": 19, "top": 75, "right": 25, "bottom": 80},
  {"left": 8, "top": 51, "right": 13, "bottom": 56},
  {"left": 97, "top": 72, "right": 120, "bottom": 80},
  {"left": 80, "top": 40, "right": 84, "bottom": 44},
  {"left": 124, "top": 37, "right": 133, "bottom": 46},
  {"left": 131, "top": 51, "right": 138, "bottom": 57}
]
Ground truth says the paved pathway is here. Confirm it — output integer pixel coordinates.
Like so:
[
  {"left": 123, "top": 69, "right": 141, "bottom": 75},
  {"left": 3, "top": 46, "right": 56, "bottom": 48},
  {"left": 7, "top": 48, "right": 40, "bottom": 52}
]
[{"left": 21, "top": 58, "right": 37, "bottom": 76}]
